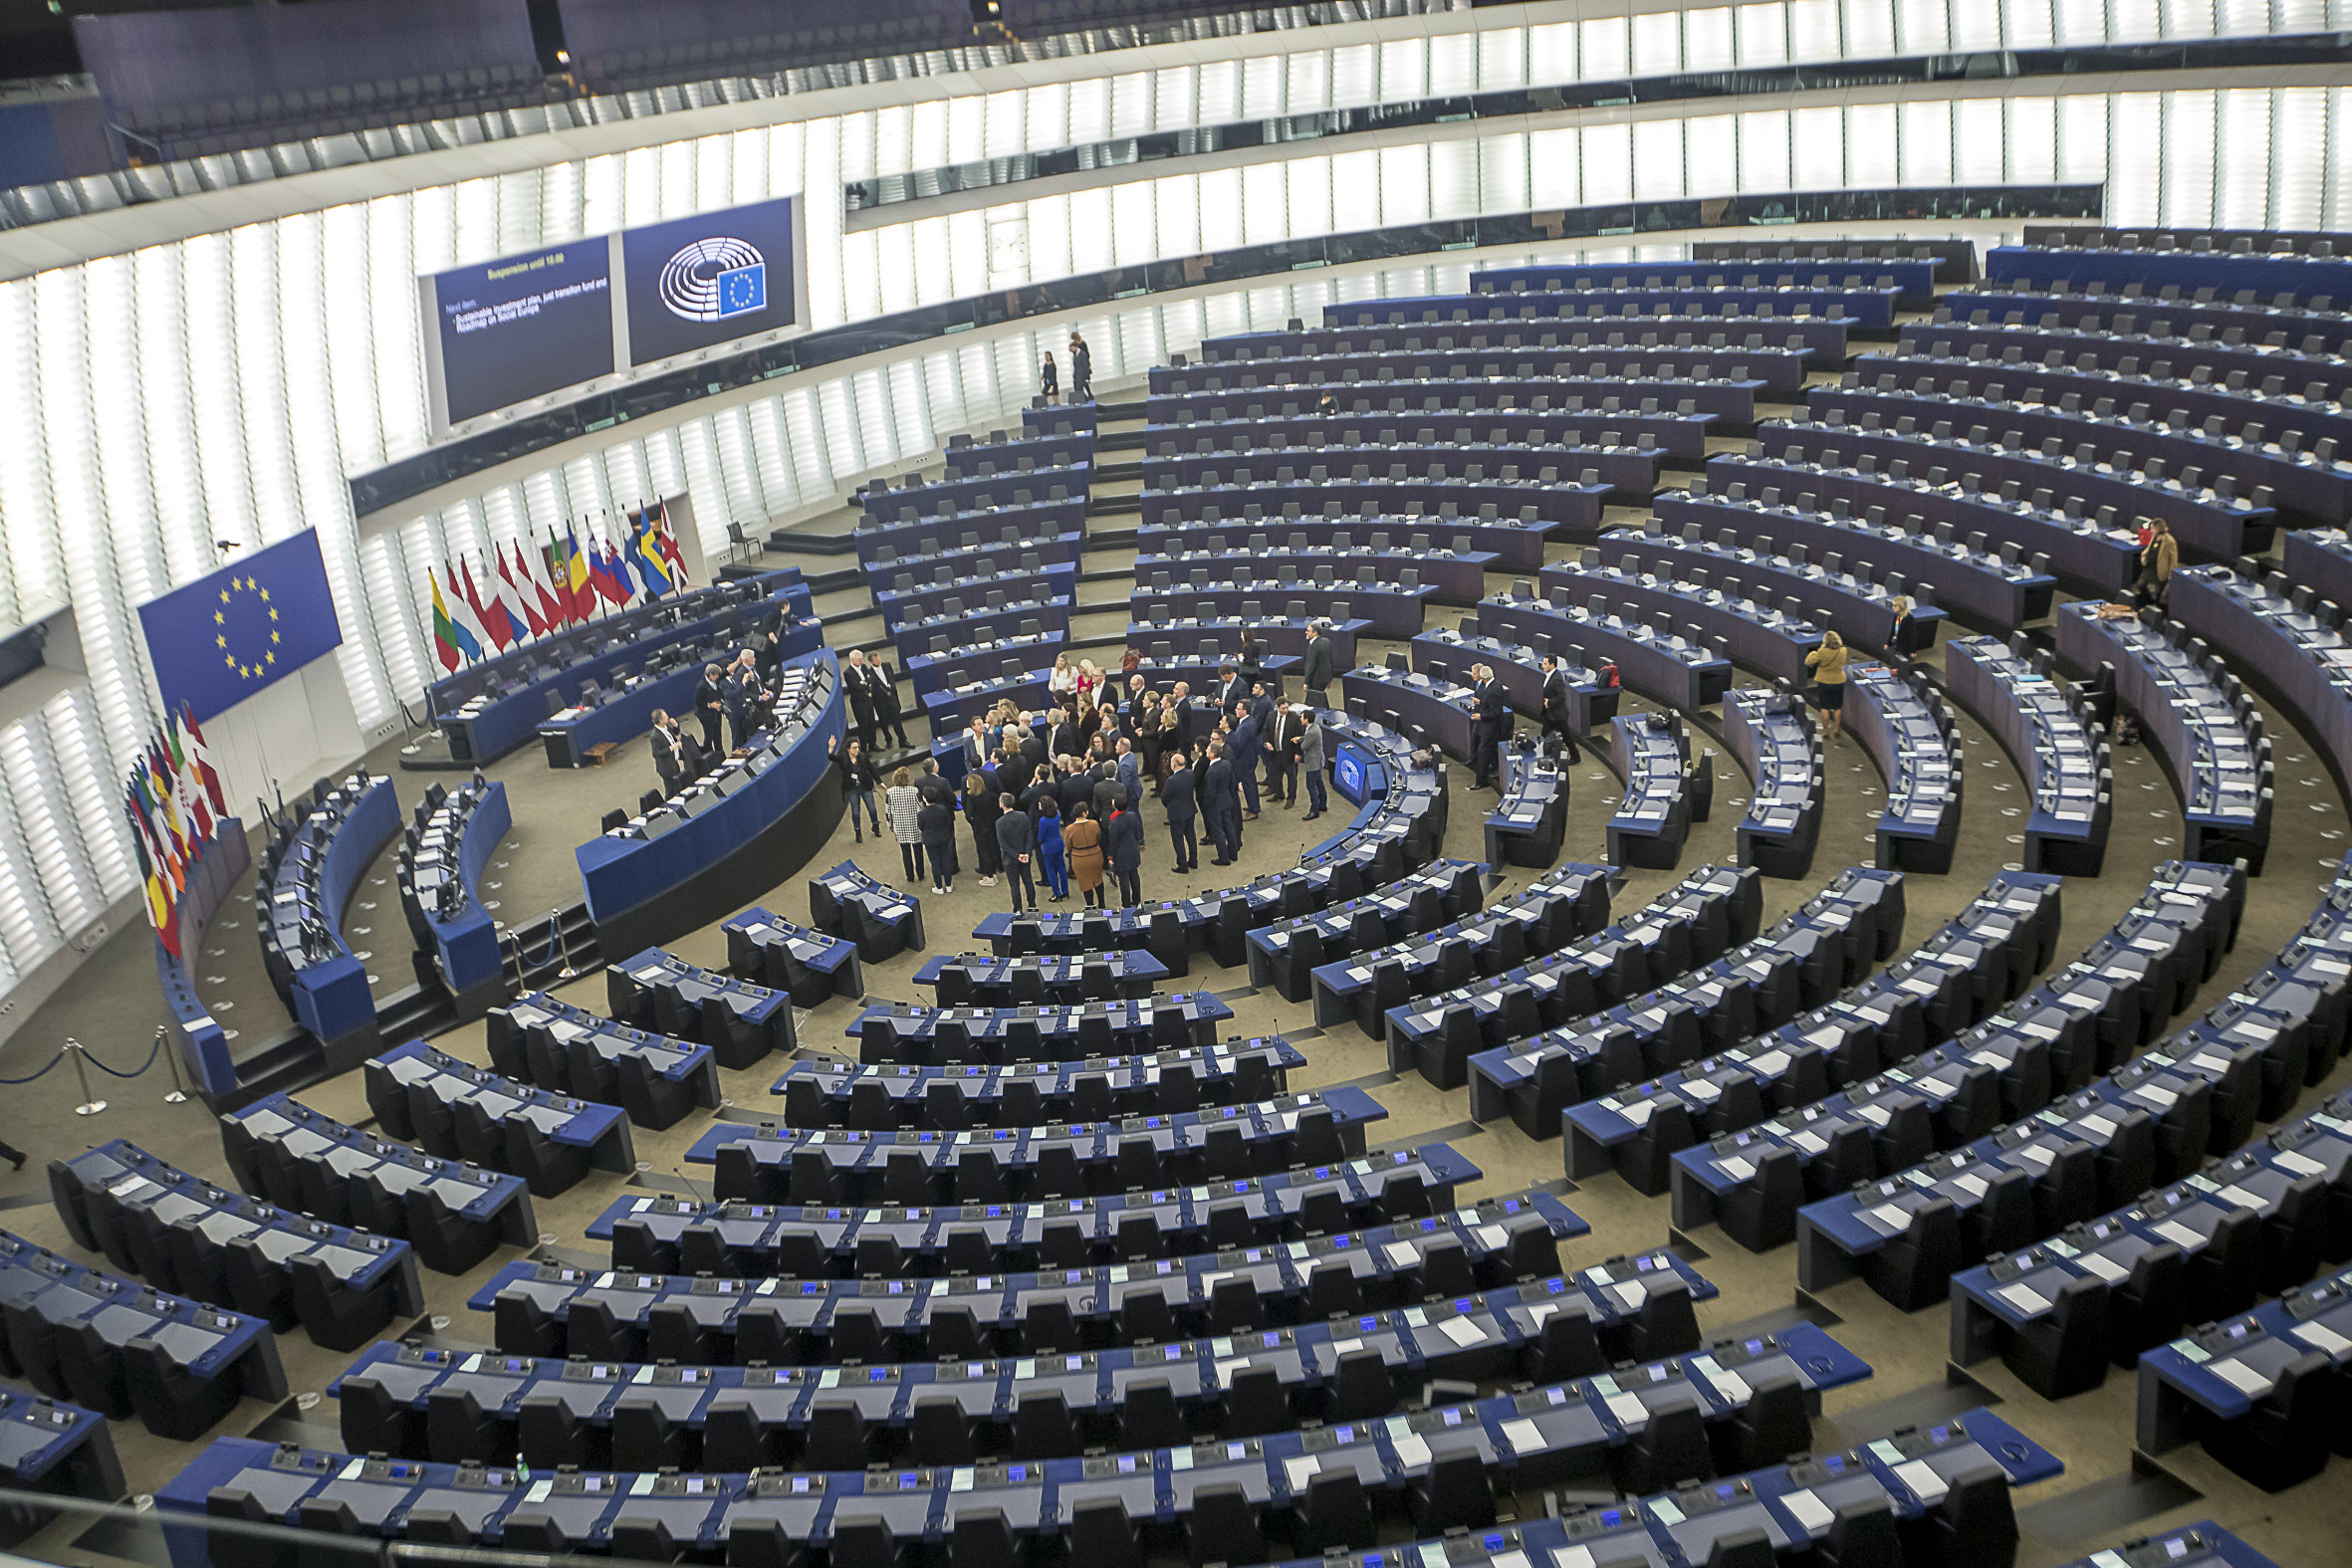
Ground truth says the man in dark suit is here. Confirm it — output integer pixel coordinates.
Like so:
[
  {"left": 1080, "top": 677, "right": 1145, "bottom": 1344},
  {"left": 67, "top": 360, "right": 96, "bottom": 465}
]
[
  {"left": 1468, "top": 663, "right": 1510, "bottom": 788},
  {"left": 1167, "top": 682, "right": 1196, "bottom": 749},
  {"left": 843, "top": 650, "right": 878, "bottom": 749},
  {"left": 1216, "top": 666, "right": 1247, "bottom": 712},
  {"left": 869, "top": 662, "right": 911, "bottom": 749},
  {"left": 1228, "top": 706, "right": 1262, "bottom": 818},
  {"left": 1297, "top": 708, "right": 1328, "bottom": 819},
  {"left": 693, "top": 663, "right": 727, "bottom": 753},
  {"left": 995, "top": 794, "right": 1037, "bottom": 914},
  {"left": 1049, "top": 707, "right": 1081, "bottom": 764},
  {"left": 1301, "top": 620, "right": 1336, "bottom": 707},
  {"left": 1163, "top": 753, "right": 1199, "bottom": 872},
  {"left": 1019, "top": 720, "right": 1048, "bottom": 773},
  {"left": 916, "top": 757, "right": 956, "bottom": 806},
  {"left": 1204, "top": 749, "right": 1242, "bottom": 865},
  {"left": 1104, "top": 801, "right": 1143, "bottom": 907},
  {"left": 1249, "top": 680, "right": 1275, "bottom": 733},
  {"left": 1539, "top": 655, "right": 1583, "bottom": 763},
  {"left": 722, "top": 655, "right": 762, "bottom": 751},
  {"left": 1263, "top": 699, "right": 1297, "bottom": 806},
  {"left": 650, "top": 710, "right": 689, "bottom": 796},
  {"left": 1057, "top": 758, "right": 1093, "bottom": 819}
]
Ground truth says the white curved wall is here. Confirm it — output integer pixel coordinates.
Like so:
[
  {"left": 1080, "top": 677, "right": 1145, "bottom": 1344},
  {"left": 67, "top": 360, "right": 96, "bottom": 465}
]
[{"left": 0, "top": 0, "right": 2345, "bottom": 995}]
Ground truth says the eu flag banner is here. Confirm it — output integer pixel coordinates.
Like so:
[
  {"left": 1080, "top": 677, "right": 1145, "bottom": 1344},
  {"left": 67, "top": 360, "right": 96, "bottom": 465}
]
[{"left": 137, "top": 530, "right": 345, "bottom": 725}]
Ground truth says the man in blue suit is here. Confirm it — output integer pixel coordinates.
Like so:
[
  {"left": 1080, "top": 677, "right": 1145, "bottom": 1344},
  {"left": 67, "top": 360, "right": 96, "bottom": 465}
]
[
  {"left": 1163, "top": 753, "right": 1199, "bottom": 872},
  {"left": 1115, "top": 738, "right": 1143, "bottom": 808},
  {"left": 1104, "top": 801, "right": 1144, "bottom": 907},
  {"left": 1204, "top": 748, "right": 1242, "bottom": 865},
  {"left": 1227, "top": 703, "right": 1262, "bottom": 818}
]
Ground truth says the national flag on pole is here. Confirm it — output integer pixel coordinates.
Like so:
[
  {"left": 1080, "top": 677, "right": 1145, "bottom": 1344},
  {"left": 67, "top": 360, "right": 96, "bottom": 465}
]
[
  {"left": 501, "top": 543, "right": 548, "bottom": 640},
  {"left": 629, "top": 508, "right": 675, "bottom": 596},
  {"left": 488, "top": 549, "right": 536, "bottom": 644},
  {"left": 181, "top": 705, "right": 226, "bottom": 817},
  {"left": 560, "top": 525, "right": 595, "bottom": 620},
  {"left": 588, "top": 538, "right": 630, "bottom": 607},
  {"left": 128, "top": 804, "right": 179, "bottom": 959},
  {"left": 443, "top": 560, "right": 494, "bottom": 653},
  {"left": 145, "top": 743, "right": 188, "bottom": 866},
  {"left": 605, "top": 540, "right": 641, "bottom": 604},
  {"left": 652, "top": 504, "right": 689, "bottom": 586},
  {"left": 460, "top": 557, "right": 515, "bottom": 652},
  {"left": 522, "top": 540, "right": 568, "bottom": 631},
  {"left": 429, "top": 570, "right": 481, "bottom": 672},
  {"left": 162, "top": 713, "right": 213, "bottom": 841}
]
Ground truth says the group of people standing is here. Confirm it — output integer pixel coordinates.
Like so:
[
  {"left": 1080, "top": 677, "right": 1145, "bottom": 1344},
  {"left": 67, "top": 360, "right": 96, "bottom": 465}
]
[
  {"left": 645, "top": 623, "right": 796, "bottom": 795},
  {"left": 1039, "top": 331, "right": 1092, "bottom": 404},
  {"left": 829, "top": 623, "right": 1349, "bottom": 915},
  {"left": 839, "top": 649, "right": 913, "bottom": 754}
]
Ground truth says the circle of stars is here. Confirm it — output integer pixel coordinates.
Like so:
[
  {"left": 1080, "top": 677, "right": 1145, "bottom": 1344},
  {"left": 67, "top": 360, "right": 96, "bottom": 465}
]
[{"left": 212, "top": 574, "right": 283, "bottom": 682}]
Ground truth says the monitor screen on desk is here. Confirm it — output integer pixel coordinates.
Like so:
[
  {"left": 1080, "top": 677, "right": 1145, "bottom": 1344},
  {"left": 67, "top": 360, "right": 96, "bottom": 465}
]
[{"left": 1333, "top": 742, "right": 1370, "bottom": 805}]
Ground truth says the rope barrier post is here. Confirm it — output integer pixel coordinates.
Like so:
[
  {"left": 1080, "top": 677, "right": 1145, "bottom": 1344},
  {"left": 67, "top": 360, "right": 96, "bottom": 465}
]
[
  {"left": 65, "top": 1038, "right": 106, "bottom": 1118},
  {"left": 551, "top": 908, "right": 580, "bottom": 981},
  {"left": 156, "top": 1024, "right": 188, "bottom": 1105}
]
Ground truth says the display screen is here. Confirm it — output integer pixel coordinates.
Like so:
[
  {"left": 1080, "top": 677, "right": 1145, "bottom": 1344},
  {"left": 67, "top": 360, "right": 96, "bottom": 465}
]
[
  {"left": 1333, "top": 742, "right": 1369, "bottom": 803},
  {"left": 620, "top": 195, "right": 804, "bottom": 367},
  {"left": 428, "top": 241, "right": 616, "bottom": 425}
]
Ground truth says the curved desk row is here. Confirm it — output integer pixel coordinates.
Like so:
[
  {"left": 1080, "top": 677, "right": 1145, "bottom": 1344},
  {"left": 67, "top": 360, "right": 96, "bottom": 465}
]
[
  {"left": 1540, "top": 563, "right": 1826, "bottom": 691},
  {"left": 1132, "top": 566, "right": 1437, "bottom": 639},
  {"left": 1561, "top": 872, "right": 2063, "bottom": 1192},
  {"left": 1671, "top": 861, "right": 2241, "bottom": 1262},
  {"left": 2136, "top": 1262, "right": 2352, "bottom": 1493},
  {"left": 1723, "top": 692, "right": 1824, "bottom": 880},
  {"left": 1148, "top": 372, "right": 1762, "bottom": 425},
  {"left": 1410, "top": 624, "right": 1616, "bottom": 737},
  {"left": 771, "top": 1036, "right": 1302, "bottom": 1131},
  {"left": 217, "top": 1093, "right": 534, "bottom": 1273},
  {"left": 1946, "top": 284, "right": 2352, "bottom": 357},
  {"left": 364, "top": 1038, "right": 633, "bottom": 1199},
  {"left": 1738, "top": 428, "right": 2141, "bottom": 596},
  {"left": 259, "top": 770, "right": 397, "bottom": 1066},
  {"left": 1391, "top": 864, "right": 1764, "bottom": 1091},
  {"left": 1831, "top": 356, "right": 2346, "bottom": 526},
  {"left": 1340, "top": 665, "right": 1477, "bottom": 762},
  {"left": 1694, "top": 237, "right": 1976, "bottom": 280},
  {"left": 940, "top": 427, "right": 1094, "bottom": 480},
  {"left": 894, "top": 594, "right": 1071, "bottom": 662},
  {"left": 1478, "top": 866, "right": 1906, "bottom": 1138},
  {"left": 2169, "top": 565, "right": 2352, "bottom": 806},
  {"left": 860, "top": 466, "right": 1091, "bottom": 534},
  {"left": 1485, "top": 741, "right": 1568, "bottom": 868},
  {"left": 1842, "top": 664, "right": 1964, "bottom": 874},
  {"left": 1154, "top": 341, "right": 1808, "bottom": 395},
  {"left": 1447, "top": 281, "right": 1902, "bottom": 326},
  {"left": 1476, "top": 257, "right": 1938, "bottom": 299},
  {"left": 865, "top": 522, "right": 1083, "bottom": 589},
  {"left": 875, "top": 562, "right": 1079, "bottom": 631},
  {"left": 848, "top": 994, "right": 1237, "bottom": 1068},
  {"left": 1944, "top": 635, "right": 2112, "bottom": 876},
  {"left": 0, "top": 1227, "right": 284, "bottom": 1444},
  {"left": 1987, "top": 241, "right": 2352, "bottom": 308},
  {"left": 430, "top": 569, "right": 809, "bottom": 764},
  {"left": 1140, "top": 480, "right": 1594, "bottom": 546},
  {"left": 1129, "top": 614, "right": 1368, "bottom": 672},
  {"left": 1147, "top": 405, "right": 1716, "bottom": 460},
  {"left": 577, "top": 650, "right": 843, "bottom": 957},
  {"left": 49, "top": 1140, "right": 422, "bottom": 1352},
  {"left": 485, "top": 993, "right": 721, "bottom": 1131},
  {"left": 0, "top": 1383, "right": 119, "bottom": 1501},
  {"left": 606, "top": 948, "right": 795, "bottom": 1068},
  {"left": 1608, "top": 715, "right": 1704, "bottom": 872},
  {"left": 721, "top": 907, "right": 862, "bottom": 1008},
  {"left": 398, "top": 778, "right": 509, "bottom": 1012},
  {"left": 1137, "top": 508, "right": 1563, "bottom": 573},
  {"left": 1206, "top": 318, "right": 1849, "bottom": 366},
  {"left": 1599, "top": 526, "right": 1946, "bottom": 652},
  {"left": 1479, "top": 592, "right": 1730, "bottom": 715},
  {"left": 1246, "top": 859, "right": 1488, "bottom": 1005},
  {"left": 537, "top": 614, "right": 823, "bottom": 770},
  {"left": 913, "top": 949, "right": 1174, "bottom": 1007},
  {"left": 1674, "top": 472, "right": 2056, "bottom": 630},
  {"left": 1903, "top": 318, "right": 2352, "bottom": 406},
  {"left": 157, "top": 818, "right": 250, "bottom": 1099},
  {"left": 2055, "top": 602, "right": 2272, "bottom": 871},
  {"left": 591, "top": 1142, "right": 1473, "bottom": 1277},
  {"left": 809, "top": 862, "right": 925, "bottom": 965}
]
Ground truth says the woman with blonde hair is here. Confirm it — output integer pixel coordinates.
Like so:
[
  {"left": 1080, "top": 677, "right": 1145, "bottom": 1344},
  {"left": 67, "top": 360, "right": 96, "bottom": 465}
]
[
  {"left": 1075, "top": 658, "right": 1102, "bottom": 707},
  {"left": 1804, "top": 630, "right": 1850, "bottom": 745},
  {"left": 1048, "top": 652, "right": 1079, "bottom": 701},
  {"left": 884, "top": 767, "right": 925, "bottom": 883}
]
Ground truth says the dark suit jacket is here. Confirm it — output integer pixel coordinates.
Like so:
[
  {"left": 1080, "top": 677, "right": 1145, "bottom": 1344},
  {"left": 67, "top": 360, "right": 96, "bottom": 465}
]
[
  {"left": 1217, "top": 677, "right": 1247, "bottom": 710},
  {"left": 652, "top": 726, "right": 688, "bottom": 787},
  {"left": 996, "top": 809, "right": 1035, "bottom": 863},
  {"left": 1205, "top": 757, "right": 1237, "bottom": 817},
  {"left": 1104, "top": 809, "right": 1143, "bottom": 871},
  {"left": 1301, "top": 638, "right": 1336, "bottom": 688},
  {"left": 844, "top": 665, "right": 877, "bottom": 721},
  {"left": 1541, "top": 672, "right": 1572, "bottom": 729},
  {"left": 1163, "top": 768, "right": 1197, "bottom": 823},
  {"left": 870, "top": 666, "right": 903, "bottom": 719},
  {"left": 694, "top": 678, "right": 725, "bottom": 721}
]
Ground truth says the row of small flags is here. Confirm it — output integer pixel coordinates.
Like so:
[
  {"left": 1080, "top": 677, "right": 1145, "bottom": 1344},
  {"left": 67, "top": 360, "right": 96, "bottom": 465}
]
[
  {"left": 427, "top": 504, "right": 689, "bottom": 674},
  {"left": 125, "top": 702, "right": 228, "bottom": 961}
]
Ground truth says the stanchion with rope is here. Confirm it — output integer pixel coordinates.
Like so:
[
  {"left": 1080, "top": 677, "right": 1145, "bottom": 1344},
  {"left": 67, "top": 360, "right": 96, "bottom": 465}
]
[
  {"left": 64, "top": 1038, "right": 106, "bottom": 1117},
  {"left": 155, "top": 1024, "right": 189, "bottom": 1104},
  {"left": 550, "top": 906, "right": 580, "bottom": 981}
]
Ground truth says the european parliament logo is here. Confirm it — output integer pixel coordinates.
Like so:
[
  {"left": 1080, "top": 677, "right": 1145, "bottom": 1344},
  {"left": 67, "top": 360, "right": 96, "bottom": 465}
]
[
  {"left": 659, "top": 236, "right": 767, "bottom": 324},
  {"left": 212, "top": 574, "right": 284, "bottom": 684}
]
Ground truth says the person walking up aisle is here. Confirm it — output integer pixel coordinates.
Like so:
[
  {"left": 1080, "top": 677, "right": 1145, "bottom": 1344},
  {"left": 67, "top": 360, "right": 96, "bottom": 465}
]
[
  {"left": 884, "top": 769, "right": 925, "bottom": 884},
  {"left": 1297, "top": 710, "right": 1328, "bottom": 820},
  {"left": 1037, "top": 796, "right": 1070, "bottom": 901},
  {"left": 995, "top": 794, "right": 1037, "bottom": 914},
  {"left": 1163, "top": 751, "right": 1198, "bottom": 872},
  {"left": 830, "top": 735, "right": 880, "bottom": 842},
  {"left": 1105, "top": 800, "right": 1143, "bottom": 908}
]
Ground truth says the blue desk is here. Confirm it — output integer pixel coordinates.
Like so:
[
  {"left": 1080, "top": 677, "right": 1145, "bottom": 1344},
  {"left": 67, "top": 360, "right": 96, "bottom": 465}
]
[
  {"left": 1841, "top": 663, "right": 1962, "bottom": 873},
  {"left": 1480, "top": 591, "right": 1731, "bottom": 714},
  {"left": 846, "top": 993, "right": 1237, "bottom": 1067},
  {"left": 1149, "top": 372, "right": 1763, "bottom": 425},
  {"left": 1563, "top": 872, "right": 2061, "bottom": 1191},
  {"left": 1307, "top": 862, "right": 1614, "bottom": 1037},
  {"left": 1478, "top": 867, "right": 1902, "bottom": 1141},
  {"left": 893, "top": 595, "right": 1070, "bottom": 662},
  {"left": 1210, "top": 317, "right": 1851, "bottom": 366},
  {"left": 1411, "top": 625, "right": 1616, "bottom": 736},
  {"left": 428, "top": 571, "right": 807, "bottom": 764},
  {"left": 1146, "top": 403, "right": 1716, "bottom": 459},
  {"left": 2055, "top": 602, "right": 2271, "bottom": 870},
  {"left": 607, "top": 947, "right": 796, "bottom": 1068},
  {"left": 0, "top": 1227, "right": 285, "bottom": 1444},
  {"left": 155, "top": 817, "right": 247, "bottom": 1098},
  {"left": 1137, "top": 544, "right": 1496, "bottom": 604},
  {"left": 401, "top": 780, "right": 508, "bottom": 1008},
  {"left": 1722, "top": 691, "right": 1823, "bottom": 879},
  {"left": 1485, "top": 742, "right": 1567, "bottom": 868},
  {"left": 861, "top": 470, "right": 1091, "bottom": 532},
  {"left": 1391, "top": 863, "right": 1763, "bottom": 1091},
  {"left": 1947, "top": 283, "right": 2352, "bottom": 356},
  {"left": 914, "top": 947, "right": 1169, "bottom": 1006},
  {"left": 1988, "top": 241, "right": 2352, "bottom": 307},
  {"left": 1373, "top": 282, "right": 1901, "bottom": 328},
  {"left": 1144, "top": 444, "right": 1655, "bottom": 512},
  {"left": 905, "top": 632, "right": 1056, "bottom": 698},
  {"left": 771, "top": 1035, "right": 1302, "bottom": 1129},
  {"left": 1130, "top": 614, "right": 1370, "bottom": 671},
  {"left": 722, "top": 905, "right": 862, "bottom": 1007},
  {"left": 263, "top": 773, "right": 397, "bottom": 1062},
  {"left": 1475, "top": 258, "right": 1939, "bottom": 300},
  {"left": 1597, "top": 527, "right": 1947, "bottom": 651},
  {"left": 537, "top": 615, "right": 821, "bottom": 768},
  {"left": 1904, "top": 318, "right": 2352, "bottom": 405},
  {"left": 1608, "top": 715, "right": 1697, "bottom": 870},
  {"left": 939, "top": 428, "right": 1093, "bottom": 480},
  {"left": 1944, "top": 634, "right": 2110, "bottom": 875},
  {"left": 576, "top": 652, "right": 841, "bottom": 945},
  {"left": 808, "top": 861, "right": 926, "bottom": 965},
  {"left": 2170, "top": 565, "right": 2352, "bottom": 796},
  {"left": 1538, "top": 563, "right": 1821, "bottom": 689},
  {"left": 1153, "top": 341, "right": 1809, "bottom": 394},
  {"left": 864, "top": 527, "right": 1083, "bottom": 589},
  {"left": 2137, "top": 1264, "right": 2352, "bottom": 1481},
  {"left": 485, "top": 992, "right": 720, "bottom": 1131},
  {"left": 1341, "top": 665, "right": 1476, "bottom": 760},
  {"left": 1246, "top": 860, "right": 1487, "bottom": 1004},
  {"left": 873, "top": 561, "right": 1079, "bottom": 630},
  {"left": 364, "top": 1038, "right": 632, "bottom": 1198},
  {"left": 1732, "top": 431, "right": 2142, "bottom": 597},
  {"left": 1137, "top": 510, "right": 1560, "bottom": 573},
  {"left": 0, "top": 1382, "right": 120, "bottom": 1500}
]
